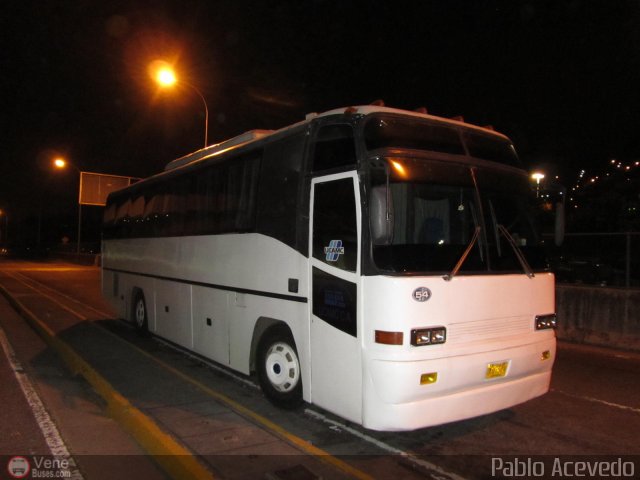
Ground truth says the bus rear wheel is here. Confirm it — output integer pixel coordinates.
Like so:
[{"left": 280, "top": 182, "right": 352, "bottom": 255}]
[
  {"left": 257, "top": 327, "right": 302, "bottom": 409},
  {"left": 133, "top": 291, "right": 148, "bottom": 333}
]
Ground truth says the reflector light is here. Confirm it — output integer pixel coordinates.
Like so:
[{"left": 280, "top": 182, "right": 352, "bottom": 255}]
[
  {"left": 420, "top": 372, "right": 438, "bottom": 385},
  {"left": 411, "top": 327, "right": 446, "bottom": 346},
  {"left": 541, "top": 350, "right": 551, "bottom": 361},
  {"left": 375, "top": 330, "right": 403, "bottom": 345},
  {"left": 535, "top": 314, "right": 557, "bottom": 330}
]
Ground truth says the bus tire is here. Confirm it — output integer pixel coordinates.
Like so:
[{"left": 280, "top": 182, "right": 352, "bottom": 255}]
[
  {"left": 133, "top": 290, "right": 148, "bottom": 333},
  {"left": 257, "top": 326, "right": 303, "bottom": 409}
]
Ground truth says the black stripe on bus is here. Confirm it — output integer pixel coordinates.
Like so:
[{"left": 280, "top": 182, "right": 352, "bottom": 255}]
[{"left": 103, "top": 267, "right": 308, "bottom": 304}]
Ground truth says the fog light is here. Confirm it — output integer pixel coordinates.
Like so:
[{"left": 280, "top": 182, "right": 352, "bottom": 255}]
[
  {"left": 420, "top": 372, "right": 438, "bottom": 385},
  {"left": 535, "top": 314, "right": 557, "bottom": 330},
  {"left": 411, "top": 327, "right": 446, "bottom": 346}
]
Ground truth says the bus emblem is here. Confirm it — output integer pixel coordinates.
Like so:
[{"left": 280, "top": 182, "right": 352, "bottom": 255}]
[
  {"left": 412, "top": 287, "right": 432, "bottom": 302},
  {"left": 324, "top": 240, "right": 345, "bottom": 262}
]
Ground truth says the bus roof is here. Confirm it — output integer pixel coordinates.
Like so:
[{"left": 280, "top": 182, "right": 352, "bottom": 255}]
[{"left": 163, "top": 105, "right": 510, "bottom": 172}]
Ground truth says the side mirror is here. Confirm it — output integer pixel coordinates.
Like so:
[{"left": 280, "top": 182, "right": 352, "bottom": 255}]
[
  {"left": 554, "top": 201, "right": 565, "bottom": 246},
  {"left": 370, "top": 186, "right": 394, "bottom": 245}
]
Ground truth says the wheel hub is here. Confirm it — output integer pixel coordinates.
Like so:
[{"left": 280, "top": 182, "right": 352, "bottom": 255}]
[
  {"left": 265, "top": 342, "right": 300, "bottom": 393},
  {"left": 135, "top": 300, "right": 145, "bottom": 328}
]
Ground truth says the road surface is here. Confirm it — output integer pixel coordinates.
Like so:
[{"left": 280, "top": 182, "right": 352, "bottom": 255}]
[{"left": 0, "top": 259, "right": 638, "bottom": 480}]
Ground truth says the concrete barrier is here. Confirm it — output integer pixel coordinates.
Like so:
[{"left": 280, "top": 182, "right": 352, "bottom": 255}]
[{"left": 556, "top": 284, "right": 640, "bottom": 352}]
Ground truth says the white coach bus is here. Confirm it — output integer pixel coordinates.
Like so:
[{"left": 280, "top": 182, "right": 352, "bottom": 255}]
[{"left": 101, "top": 105, "right": 558, "bottom": 431}]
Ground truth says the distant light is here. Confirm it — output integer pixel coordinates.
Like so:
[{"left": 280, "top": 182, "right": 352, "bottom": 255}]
[
  {"left": 531, "top": 172, "right": 545, "bottom": 184},
  {"left": 54, "top": 158, "right": 66, "bottom": 169}
]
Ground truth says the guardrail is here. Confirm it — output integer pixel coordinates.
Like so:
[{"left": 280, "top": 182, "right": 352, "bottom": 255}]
[{"left": 546, "top": 232, "right": 640, "bottom": 288}]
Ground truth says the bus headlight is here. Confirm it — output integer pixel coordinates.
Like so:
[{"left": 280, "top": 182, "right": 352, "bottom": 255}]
[
  {"left": 411, "top": 327, "right": 446, "bottom": 346},
  {"left": 535, "top": 314, "right": 557, "bottom": 330}
]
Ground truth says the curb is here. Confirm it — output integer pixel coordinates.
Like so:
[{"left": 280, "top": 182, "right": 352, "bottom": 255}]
[{"left": 0, "top": 284, "right": 216, "bottom": 480}]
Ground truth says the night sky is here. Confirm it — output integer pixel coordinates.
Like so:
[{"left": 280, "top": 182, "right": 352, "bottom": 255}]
[{"left": 2, "top": 0, "right": 640, "bottom": 223}]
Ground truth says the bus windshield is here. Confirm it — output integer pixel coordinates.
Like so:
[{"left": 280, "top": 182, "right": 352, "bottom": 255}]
[
  {"left": 368, "top": 158, "right": 547, "bottom": 275},
  {"left": 364, "top": 114, "right": 522, "bottom": 168}
]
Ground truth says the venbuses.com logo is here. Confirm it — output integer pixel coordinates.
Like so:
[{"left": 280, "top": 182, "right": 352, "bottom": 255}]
[{"left": 7, "top": 456, "right": 30, "bottom": 479}]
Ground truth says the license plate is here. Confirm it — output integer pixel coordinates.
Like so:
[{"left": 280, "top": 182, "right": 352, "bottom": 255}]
[{"left": 485, "top": 361, "right": 509, "bottom": 379}]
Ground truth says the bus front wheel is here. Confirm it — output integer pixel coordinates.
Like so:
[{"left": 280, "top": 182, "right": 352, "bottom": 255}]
[
  {"left": 257, "top": 327, "right": 303, "bottom": 409},
  {"left": 133, "top": 291, "right": 148, "bottom": 333}
]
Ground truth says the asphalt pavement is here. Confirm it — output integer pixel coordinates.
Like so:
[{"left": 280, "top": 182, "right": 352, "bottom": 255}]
[
  {"left": 0, "top": 266, "right": 372, "bottom": 480},
  {"left": 0, "top": 292, "right": 169, "bottom": 480},
  {"left": 1, "top": 260, "right": 639, "bottom": 480}
]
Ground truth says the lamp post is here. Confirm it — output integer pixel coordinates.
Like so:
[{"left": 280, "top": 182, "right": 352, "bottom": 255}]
[
  {"left": 53, "top": 157, "right": 82, "bottom": 255},
  {"left": 531, "top": 172, "right": 545, "bottom": 198},
  {"left": 0, "top": 209, "right": 7, "bottom": 244},
  {"left": 152, "top": 62, "right": 210, "bottom": 148}
]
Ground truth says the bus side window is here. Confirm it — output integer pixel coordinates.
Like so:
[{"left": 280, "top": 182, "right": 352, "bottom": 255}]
[
  {"left": 199, "top": 153, "right": 260, "bottom": 235},
  {"left": 312, "top": 125, "right": 357, "bottom": 172},
  {"left": 143, "top": 190, "right": 161, "bottom": 237},
  {"left": 231, "top": 154, "right": 260, "bottom": 232},
  {"left": 114, "top": 198, "right": 131, "bottom": 238},
  {"left": 103, "top": 202, "right": 117, "bottom": 237},
  {"left": 129, "top": 195, "right": 145, "bottom": 238},
  {"left": 257, "top": 134, "right": 305, "bottom": 249}
]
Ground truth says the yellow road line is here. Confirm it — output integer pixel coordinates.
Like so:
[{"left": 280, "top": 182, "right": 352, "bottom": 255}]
[
  {"left": 95, "top": 323, "right": 374, "bottom": 480},
  {"left": 9, "top": 270, "right": 113, "bottom": 319},
  {"left": 3, "top": 268, "right": 373, "bottom": 480},
  {"left": 0, "top": 284, "right": 216, "bottom": 480},
  {"left": 4, "top": 270, "right": 90, "bottom": 321}
]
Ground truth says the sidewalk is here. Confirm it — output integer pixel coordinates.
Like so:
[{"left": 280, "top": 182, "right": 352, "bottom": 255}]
[
  {"left": 0, "top": 279, "right": 362, "bottom": 480},
  {"left": 0, "top": 295, "right": 167, "bottom": 480},
  {"left": 0, "top": 313, "right": 52, "bottom": 455}
]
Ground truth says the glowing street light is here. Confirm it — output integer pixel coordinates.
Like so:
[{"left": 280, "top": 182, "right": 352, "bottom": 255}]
[
  {"left": 150, "top": 60, "right": 209, "bottom": 148},
  {"left": 52, "top": 157, "right": 82, "bottom": 254},
  {"left": 531, "top": 172, "right": 545, "bottom": 198},
  {"left": 156, "top": 67, "right": 177, "bottom": 87},
  {"left": 531, "top": 172, "right": 545, "bottom": 184}
]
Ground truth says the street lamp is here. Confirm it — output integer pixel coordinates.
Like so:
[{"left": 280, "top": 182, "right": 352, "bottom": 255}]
[
  {"left": 53, "top": 157, "right": 82, "bottom": 255},
  {"left": 531, "top": 172, "right": 545, "bottom": 198},
  {"left": 0, "top": 209, "right": 8, "bottom": 244},
  {"left": 531, "top": 172, "right": 545, "bottom": 184},
  {"left": 150, "top": 60, "right": 210, "bottom": 148}
]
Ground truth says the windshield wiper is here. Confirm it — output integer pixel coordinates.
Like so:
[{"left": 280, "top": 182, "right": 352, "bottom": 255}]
[
  {"left": 498, "top": 224, "right": 535, "bottom": 278},
  {"left": 443, "top": 226, "right": 481, "bottom": 281}
]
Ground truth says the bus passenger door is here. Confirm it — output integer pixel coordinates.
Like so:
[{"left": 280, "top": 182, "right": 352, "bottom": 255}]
[{"left": 309, "top": 173, "right": 362, "bottom": 423}]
